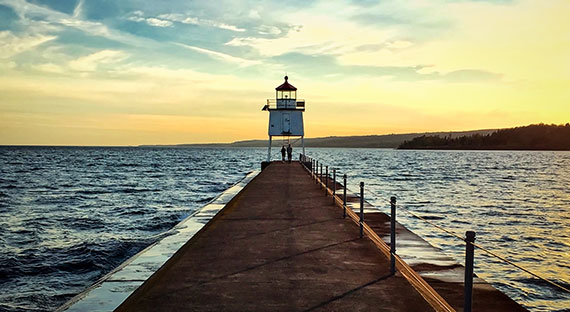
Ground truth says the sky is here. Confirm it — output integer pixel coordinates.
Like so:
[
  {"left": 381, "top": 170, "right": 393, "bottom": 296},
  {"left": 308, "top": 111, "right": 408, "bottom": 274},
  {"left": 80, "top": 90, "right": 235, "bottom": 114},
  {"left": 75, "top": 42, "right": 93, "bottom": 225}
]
[{"left": 0, "top": 0, "right": 568, "bottom": 145}]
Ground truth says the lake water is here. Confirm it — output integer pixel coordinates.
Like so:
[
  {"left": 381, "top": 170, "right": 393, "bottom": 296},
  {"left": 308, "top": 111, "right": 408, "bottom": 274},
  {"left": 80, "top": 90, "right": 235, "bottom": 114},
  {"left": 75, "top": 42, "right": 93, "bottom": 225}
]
[{"left": 0, "top": 147, "right": 568, "bottom": 311}]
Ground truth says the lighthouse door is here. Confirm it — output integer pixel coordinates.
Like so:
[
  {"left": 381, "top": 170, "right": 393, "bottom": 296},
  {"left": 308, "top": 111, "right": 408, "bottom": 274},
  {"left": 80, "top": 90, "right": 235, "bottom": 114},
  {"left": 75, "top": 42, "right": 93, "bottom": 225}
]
[{"left": 282, "top": 113, "right": 291, "bottom": 133}]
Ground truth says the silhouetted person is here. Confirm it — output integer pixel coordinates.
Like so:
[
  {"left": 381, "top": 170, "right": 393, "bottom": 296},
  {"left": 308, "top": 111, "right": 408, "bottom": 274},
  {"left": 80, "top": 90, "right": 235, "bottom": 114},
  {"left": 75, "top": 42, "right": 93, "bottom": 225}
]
[
  {"left": 286, "top": 144, "right": 292, "bottom": 163},
  {"left": 280, "top": 146, "right": 286, "bottom": 161}
]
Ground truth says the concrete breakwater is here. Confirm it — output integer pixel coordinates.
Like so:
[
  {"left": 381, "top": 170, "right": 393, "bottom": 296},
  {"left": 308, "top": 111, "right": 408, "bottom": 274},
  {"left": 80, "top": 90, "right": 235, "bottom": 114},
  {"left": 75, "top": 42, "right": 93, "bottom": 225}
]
[
  {"left": 57, "top": 171, "right": 258, "bottom": 311},
  {"left": 60, "top": 161, "right": 525, "bottom": 311}
]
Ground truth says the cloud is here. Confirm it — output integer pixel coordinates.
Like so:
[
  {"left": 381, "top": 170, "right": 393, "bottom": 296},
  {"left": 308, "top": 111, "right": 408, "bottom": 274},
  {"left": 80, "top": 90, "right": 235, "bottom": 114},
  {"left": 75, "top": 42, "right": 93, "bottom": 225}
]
[
  {"left": 145, "top": 17, "right": 172, "bottom": 27},
  {"left": 176, "top": 43, "right": 260, "bottom": 67},
  {"left": 5, "top": 0, "right": 111, "bottom": 37},
  {"left": 248, "top": 9, "right": 261, "bottom": 20},
  {"left": 3, "top": 0, "right": 153, "bottom": 48},
  {"left": 126, "top": 10, "right": 145, "bottom": 22},
  {"left": 156, "top": 13, "right": 245, "bottom": 32},
  {"left": 0, "top": 31, "right": 56, "bottom": 58},
  {"left": 269, "top": 51, "right": 502, "bottom": 83},
  {"left": 441, "top": 69, "right": 502, "bottom": 83},
  {"left": 72, "top": 0, "right": 83, "bottom": 18},
  {"left": 386, "top": 40, "right": 413, "bottom": 49},
  {"left": 33, "top": 62, "right": 64, "bottom": 73},
  {"left": 224, "top": 7, "right": 397, "bottom": 58},
  {"left": 69, "top": 49, "right": 129, "bottom": 72},
  {"left": 125, "top": 11, "right": 245, "bottom": 31},
  {"left": 127, "top": 11, "right": 172, "bottom": 28},
  {"left": 26, "top": 0, "right": 80, "bottom": 15},
  {"left": 257, "top": 25, "right": 282, "bottom": 36},
  {"left": 348, "top": 0, "right": 453, "bottom": 39}
]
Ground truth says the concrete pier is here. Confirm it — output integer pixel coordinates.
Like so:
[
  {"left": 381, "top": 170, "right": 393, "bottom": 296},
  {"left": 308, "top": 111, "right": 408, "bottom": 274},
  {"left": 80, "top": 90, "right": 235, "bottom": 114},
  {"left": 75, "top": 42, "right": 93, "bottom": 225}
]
[
  {"left": 116, "top": 161, "right": 527, "bottom": 311},
  {"left": 117, "top": 162, "right": 432, "bottom": 311}
]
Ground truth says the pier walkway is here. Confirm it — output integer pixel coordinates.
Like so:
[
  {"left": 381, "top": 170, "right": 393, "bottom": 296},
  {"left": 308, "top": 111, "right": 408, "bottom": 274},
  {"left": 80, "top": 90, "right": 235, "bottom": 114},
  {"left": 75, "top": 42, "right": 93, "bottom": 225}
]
[{"left": 117, "top": 162, "right": 432, "bottom": 311}]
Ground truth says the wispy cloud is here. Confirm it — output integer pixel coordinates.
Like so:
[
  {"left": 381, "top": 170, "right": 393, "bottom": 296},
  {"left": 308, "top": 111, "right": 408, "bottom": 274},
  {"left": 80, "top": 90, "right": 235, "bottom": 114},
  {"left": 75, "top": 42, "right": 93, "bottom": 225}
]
[
  {"left": 69, "top": 50, "right": 129, "bottom": 72},
  {"left": 125, "top": 11, "right": 245, "bottom": 31},
  {"left": 72, "top": 0, "right": 83, "bottom": 18},
  {"left": 176, "top": 43, "right": 259, "bottom": 67},
  {"left": 145, "top": 17, "right": 173, "bottom": 28},
  {"left": 0, "top": 30, "right": 56, "bottom": 58},
  {"left": 32, "top": 63, "right": 63, "bottom": 73},
  {"left": 156, "top": 13, "right": 245, "bottom": 32},
  {"left": 1, "top": 0, "right": 155, "bottom": 48},
  {"left": 441, "top": 69, "right": 503, "bottom": 83},
  {"left": 127, "top": 11, "right": 173, "bottom": 28},
  {"left": 126, "top": 10, "right": 145, "bottom": 22},
  {"left": 3, "top": 0, "right": 110, "bottom": 37}
]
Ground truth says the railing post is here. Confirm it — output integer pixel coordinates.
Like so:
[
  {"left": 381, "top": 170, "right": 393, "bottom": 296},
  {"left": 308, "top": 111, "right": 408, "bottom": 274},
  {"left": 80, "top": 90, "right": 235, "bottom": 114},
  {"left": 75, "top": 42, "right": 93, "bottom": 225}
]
[
  {"left": 312, "top": 159, "right": 315, "bottom": 178},
  {"left": 315, "top": 161, "right": 319, "bottom": 184},
  {"left": 325, "top": 166, "right": 329, "bottom": 196},
  {"left": 343, "top": 174, "right": 347, "bottom": 218},
  {"left": 320, "top": 164, "right": 323, "bottom": 187},
  {"left": 390, "top": 196, "right": 397, "bottom": 275},
  {"left": 359, "top": 182, "right": 364, "bottom": 238},
  {"left": 332, "top": 169, "right": 336, "bottom": 203},
  {"left": 313, "top": 159, "right": 315, "bottom": 179},
  {"left": 464, "top": 231, "right": 476, "bottom": 312}
]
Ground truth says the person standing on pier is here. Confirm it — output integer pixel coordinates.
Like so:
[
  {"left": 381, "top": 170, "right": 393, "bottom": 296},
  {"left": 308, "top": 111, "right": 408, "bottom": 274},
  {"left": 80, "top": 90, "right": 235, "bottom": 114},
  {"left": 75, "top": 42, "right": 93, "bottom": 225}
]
[
  {"left": 286, "top": 144, "right": 292, "bottom": 163},
  {"left": 281, "top": 146, "right": 286, "bottom": 162}
]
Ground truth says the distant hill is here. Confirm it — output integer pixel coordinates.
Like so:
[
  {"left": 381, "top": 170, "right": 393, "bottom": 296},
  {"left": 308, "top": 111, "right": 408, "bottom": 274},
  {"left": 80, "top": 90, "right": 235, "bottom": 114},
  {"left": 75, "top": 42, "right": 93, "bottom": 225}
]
[
  {"left": 398, "top": 124, "right": 570, "bottom": 150},
  {"left": 139, "top": 129, "right": 497, "bottom": 148}
]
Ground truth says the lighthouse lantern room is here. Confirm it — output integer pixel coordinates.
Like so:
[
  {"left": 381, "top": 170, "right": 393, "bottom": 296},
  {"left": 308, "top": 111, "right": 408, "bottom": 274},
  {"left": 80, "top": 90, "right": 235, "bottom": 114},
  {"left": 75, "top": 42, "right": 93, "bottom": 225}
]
[{"left": 262, "top": 76, "right": 306, "bottom": 161}]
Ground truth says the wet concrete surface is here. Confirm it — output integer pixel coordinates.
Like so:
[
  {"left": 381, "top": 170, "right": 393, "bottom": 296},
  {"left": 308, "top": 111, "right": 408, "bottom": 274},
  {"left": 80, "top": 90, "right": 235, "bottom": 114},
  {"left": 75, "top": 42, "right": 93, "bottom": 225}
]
[
  {"left": 365, "top": 213, "right": 526, "bottom": 311},
  {"left": 116, "top": 162, "right": 433, "bottom": 311},
  {"left": 58, "top": 172, "right": 258, "bottom": 312}
]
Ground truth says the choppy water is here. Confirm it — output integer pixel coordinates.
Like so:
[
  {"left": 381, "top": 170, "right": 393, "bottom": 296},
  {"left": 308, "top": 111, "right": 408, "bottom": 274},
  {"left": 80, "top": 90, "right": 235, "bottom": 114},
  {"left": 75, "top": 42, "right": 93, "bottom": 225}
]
[
  {"left": 306, "top": 148, "right": 570, "bottom": 312},
  {"left": 0, "top": 147, "right": 568, "bottom": 311},
  {"left": 0, "top": 147, "right": 264, "bottom": 312}
]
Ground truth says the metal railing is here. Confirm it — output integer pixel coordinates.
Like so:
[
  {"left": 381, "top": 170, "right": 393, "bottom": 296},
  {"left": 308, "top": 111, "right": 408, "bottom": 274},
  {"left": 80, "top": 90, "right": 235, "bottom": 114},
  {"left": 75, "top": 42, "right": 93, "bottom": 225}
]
[
  {"left": 299, "top": 154, "right": 455, "bottom": 312},
  {"left": 264, "top": 99, "right": 306, "bottom": 111},
  {"left": 299, "top": 154, "right": 570, "bottom": 312}
]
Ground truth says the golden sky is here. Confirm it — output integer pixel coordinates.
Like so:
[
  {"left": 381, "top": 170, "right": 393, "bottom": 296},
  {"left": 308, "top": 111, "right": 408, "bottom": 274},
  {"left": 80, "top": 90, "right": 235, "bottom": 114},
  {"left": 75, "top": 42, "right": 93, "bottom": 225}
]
[{"left": 0, "top": 0, "right": 568, "bottom": 145}]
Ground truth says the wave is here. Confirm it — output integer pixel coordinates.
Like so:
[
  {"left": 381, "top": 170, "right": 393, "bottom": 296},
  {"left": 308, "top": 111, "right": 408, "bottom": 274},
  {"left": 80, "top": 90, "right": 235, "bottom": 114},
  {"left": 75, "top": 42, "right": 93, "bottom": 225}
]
[{"left": 1, "top": 147, "right": 568, "bottom": 312}]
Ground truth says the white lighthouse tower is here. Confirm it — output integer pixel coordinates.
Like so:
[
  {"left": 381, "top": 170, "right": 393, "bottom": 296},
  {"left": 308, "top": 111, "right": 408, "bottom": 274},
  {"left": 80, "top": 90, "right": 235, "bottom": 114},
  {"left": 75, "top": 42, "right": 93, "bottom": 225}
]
[{"left": 262, "top": 76, "right": 305, "bottom": 162}]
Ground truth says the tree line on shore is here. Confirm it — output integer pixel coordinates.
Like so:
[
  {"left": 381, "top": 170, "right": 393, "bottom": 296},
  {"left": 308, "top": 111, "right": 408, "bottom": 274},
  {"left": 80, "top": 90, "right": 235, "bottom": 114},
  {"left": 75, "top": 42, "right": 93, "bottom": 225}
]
[{"left": 398, "top": 124, "right": 570, "bottom": 150}]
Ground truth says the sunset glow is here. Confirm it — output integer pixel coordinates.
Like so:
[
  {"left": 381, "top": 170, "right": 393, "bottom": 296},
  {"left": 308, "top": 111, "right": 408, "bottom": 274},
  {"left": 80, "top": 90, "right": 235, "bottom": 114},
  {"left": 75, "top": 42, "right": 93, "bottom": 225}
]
[{"left": 0, "top": 0, "right": 569, "bottom": 145}]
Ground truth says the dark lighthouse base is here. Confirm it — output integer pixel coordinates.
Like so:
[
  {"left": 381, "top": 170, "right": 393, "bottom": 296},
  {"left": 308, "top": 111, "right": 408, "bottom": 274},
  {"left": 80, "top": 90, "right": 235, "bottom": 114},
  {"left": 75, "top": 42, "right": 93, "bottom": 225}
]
[{"left": 261, "top": 161, "right": 271, "bottom": 171}]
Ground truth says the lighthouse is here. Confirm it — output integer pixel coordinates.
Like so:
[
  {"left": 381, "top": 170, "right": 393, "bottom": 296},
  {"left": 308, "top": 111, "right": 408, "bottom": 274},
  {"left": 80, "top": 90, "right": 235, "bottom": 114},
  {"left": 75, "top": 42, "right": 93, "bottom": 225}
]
[{"left": 262, "top": 76, "right": 305, "bottom": 162}]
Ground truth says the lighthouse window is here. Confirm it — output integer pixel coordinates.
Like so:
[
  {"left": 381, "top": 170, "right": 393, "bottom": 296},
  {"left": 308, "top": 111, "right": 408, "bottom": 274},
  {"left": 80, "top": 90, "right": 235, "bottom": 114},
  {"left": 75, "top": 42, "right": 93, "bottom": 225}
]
[{"left": 277, "top": 90, "right": 296, "bottom": 99}]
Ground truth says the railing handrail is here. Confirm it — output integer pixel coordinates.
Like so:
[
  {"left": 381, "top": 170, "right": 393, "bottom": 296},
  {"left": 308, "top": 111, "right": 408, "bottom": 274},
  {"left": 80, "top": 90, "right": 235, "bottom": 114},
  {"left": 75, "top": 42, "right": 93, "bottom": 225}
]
[
  {"left": 267, "top": 98, "right": 306, "bottom": 103},
  {"left": 265, "top": 99, "right": 306, "bottom": 110},
  {"left": 299, "top": 155, "right": 455, "bottom": 312}
]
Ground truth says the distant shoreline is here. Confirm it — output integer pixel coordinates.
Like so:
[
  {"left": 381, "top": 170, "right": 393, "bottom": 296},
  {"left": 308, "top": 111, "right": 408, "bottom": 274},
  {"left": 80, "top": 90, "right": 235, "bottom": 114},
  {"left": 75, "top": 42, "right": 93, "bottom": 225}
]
[
  {"left": 1, "top": 145, "right": 569, "bottom": 151},
  {"left": 398, "top": 124, "right": 570, "bottom": 151},
  {"left": 3, "top": 124, "right": 569, "bottom": 150},
  {"left": 139, "top": 129, "right": 498, "bottom": 149}
]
